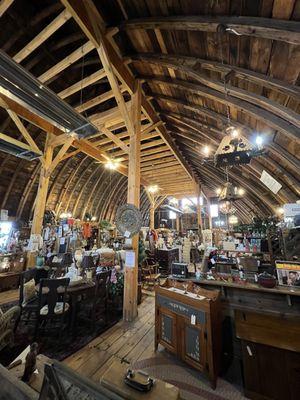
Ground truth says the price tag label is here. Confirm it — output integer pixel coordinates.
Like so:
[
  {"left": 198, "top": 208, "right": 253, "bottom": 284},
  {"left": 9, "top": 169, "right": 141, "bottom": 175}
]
[{"left": 191, "top": 314, "right": 196, "bottom": 325}]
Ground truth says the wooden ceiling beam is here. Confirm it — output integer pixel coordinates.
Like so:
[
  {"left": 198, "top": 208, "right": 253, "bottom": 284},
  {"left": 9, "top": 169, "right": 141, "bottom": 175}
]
[
  {"left": 60, "top": 0, "right": 197, "bottom": 184},
  {"left": 58, "top": 69, "right": 106, "bottom": 99},
  {"left": 156, "top": 95, "right": 300, "bottom": 171},
  {"left": 121, "top": 16, "right": 300, "bottom": 45},
  {"left": 13, "top": 9, "right": 72, "bottom": 63},
  {"left": 131, "top": 53, "right": 300, "bottom": 100},
  {"left": 76, "top": 85, "right": 126, "bottom": 113},
  {"left": 145, "top": 76, "right": 300, "bottom": 140},
  {"left": 38, "top": 40, "right": 95, "bottom": 83},
  {"left": 0, "top": 0, "right": 14, "bottom": 17}
]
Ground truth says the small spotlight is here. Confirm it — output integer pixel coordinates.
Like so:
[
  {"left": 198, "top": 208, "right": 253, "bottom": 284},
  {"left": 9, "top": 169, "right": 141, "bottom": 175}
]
[
  {"left": 105, "top": 160, "right": 119, "bottom": 170},
  {"left": 216, "top": 188, "right": 222, "bottom": 195},
  {"left": 203, "top": 146, "right": 210, "bottom": 156},
  {"left": 256, "top": 136, "right": 263, "bottom": 146},
  {"left": 237, "top": 188, "right": 245, "bottom": 196},
  {"left": 148, "top": 185, "right": 158, "bottom": 193},
  {"left": 231, "top": 129, "right": 239, "bottom": 138},
  {"left": 277, "top": 207, "right": 284, "bottom": 215}
]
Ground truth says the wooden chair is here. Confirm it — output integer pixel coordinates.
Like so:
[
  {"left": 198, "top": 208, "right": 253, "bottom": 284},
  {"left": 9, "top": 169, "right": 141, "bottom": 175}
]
[
  {"left": 34, "top": 278, "right": 70, "bottom": 339},
  {"left": 19, "top": 268, "right": 48, "bottom": 324},
  {"left": 77, "top": 270, "right": 111, "bottom": 331},
  {"left": 141, "top": 259, "right": 161, "bottom": 289}
]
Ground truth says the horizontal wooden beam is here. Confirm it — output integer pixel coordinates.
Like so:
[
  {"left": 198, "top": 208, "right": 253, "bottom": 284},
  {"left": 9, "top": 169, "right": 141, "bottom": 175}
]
[
  {"left": 58, "top": 69, "right": 106, "bottom": 99},
  {"left": 144, "top": 76, "right": 300, "bottom": 140},
  {"left": 0, "top": 0, "right": 13, "bottom": 17},
  {"left": 121, "top": 16, "right": 300, "bottom": 45},
  {"left": 38, "top": 40, "right": 95, "bottom": 83},
  {"left": 13, "top": 9, "right": 72, "bottom": 63},
  {"left": 60, "top": 0, "right": 196, "bottom": 184},
  {"left": 130, "top": 52, "right": 300, "bottom": 100},
  {"left": 149, "top": 82, "right": 299, "bottom": 140},
  {"left": 0, "top": 131, "right": 42, "bottom": 157}
]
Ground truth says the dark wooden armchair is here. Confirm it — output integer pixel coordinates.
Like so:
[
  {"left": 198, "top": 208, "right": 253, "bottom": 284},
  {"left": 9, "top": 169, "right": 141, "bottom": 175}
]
[
  {"left": 77, "top": 271, "right": 111, "bottom": 331},
  {"left": 19, "top": 268, "right": 48, "bottom": 324},
  {"left": 34, "top": 278, "right": 70, "bottom": 339}
]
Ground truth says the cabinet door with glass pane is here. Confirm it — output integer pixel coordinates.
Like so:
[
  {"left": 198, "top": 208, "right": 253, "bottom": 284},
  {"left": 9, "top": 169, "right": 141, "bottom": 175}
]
[
  {"left": 180, "top": 317, "right": 207, "bottom": 371},
  {"left": 157, "top": 307, "right": 177, "bottom": 354}
]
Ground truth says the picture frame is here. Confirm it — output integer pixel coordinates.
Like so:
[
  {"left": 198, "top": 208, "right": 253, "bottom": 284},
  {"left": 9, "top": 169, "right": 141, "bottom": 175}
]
[{"left": 275, "top": 261, "right": 300, "bottom": 287}]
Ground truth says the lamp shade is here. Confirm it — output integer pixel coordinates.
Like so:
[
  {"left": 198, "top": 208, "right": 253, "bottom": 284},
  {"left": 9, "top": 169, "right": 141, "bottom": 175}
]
[
  {"left": 61, "top": 252, "right": 73, "bottom": 266},
  {"left": 81, "top": 255, "right": 95, "bottom": 269}
]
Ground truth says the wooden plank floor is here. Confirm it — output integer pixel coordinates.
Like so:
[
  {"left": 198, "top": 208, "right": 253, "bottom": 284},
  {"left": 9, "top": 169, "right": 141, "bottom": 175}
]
[
  {"left": 63, "top": 295, "right": 156, "bottom": 382},
  {"left": 0, "top": 288, "right": 19, "bottom": 306}
]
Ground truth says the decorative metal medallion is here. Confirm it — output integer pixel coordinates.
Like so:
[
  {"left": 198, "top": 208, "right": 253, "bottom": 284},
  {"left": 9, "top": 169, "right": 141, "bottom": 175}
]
[{"left": 115, "top": 204, "right": 142, "bottom": 238}]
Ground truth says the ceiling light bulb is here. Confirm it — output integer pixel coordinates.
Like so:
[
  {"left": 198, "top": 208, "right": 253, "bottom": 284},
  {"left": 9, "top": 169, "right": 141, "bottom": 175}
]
[
  {"left": 105, "top": 160, "right": 119, "bottom": 170},
  {"left": 231, "top": 129, "right": 239, "bottom": 138},
  {"left": 216, "top": 188, "right": 222, "bottom": 195},
  {"left": 148, "top": 185, "right": 158, "bottom": 193},
  {"left": 238, "top": 188, "right": 245, "bottom": 196},
  {"left": 277, "top": 207, "right": 284, "bottom": 215},
  {"left": 256, "top": 136, "right": 263, "bottom": 146},
  {"left": 203, "top": 146, "right": 210, "bottom": 156}
]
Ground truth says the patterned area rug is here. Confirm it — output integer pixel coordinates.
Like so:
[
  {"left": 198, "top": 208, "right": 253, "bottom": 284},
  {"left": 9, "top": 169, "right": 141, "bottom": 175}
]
[
  {"left": 132, "top": 349, "right": 246, "bottom": 400},
  {"left": 0, "top": 300, "right": 121, "bottom": 367}
]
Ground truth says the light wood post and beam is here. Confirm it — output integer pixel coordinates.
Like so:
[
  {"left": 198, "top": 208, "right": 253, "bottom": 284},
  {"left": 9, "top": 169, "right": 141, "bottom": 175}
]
[
  {"left": 28, "top": 134, "right": 53, "bottom": 267},
  {"left": 195, "top": 183, "right": 203, "bottom": 237},
  {"left": 146, "top": 191, "right": 167, "bottom": 230},
  {"left": 28, "top": 135, "right": 74, "bottom": 267},
  {"left": 123, "top": 80, "right": 142, "bottom": 322}
]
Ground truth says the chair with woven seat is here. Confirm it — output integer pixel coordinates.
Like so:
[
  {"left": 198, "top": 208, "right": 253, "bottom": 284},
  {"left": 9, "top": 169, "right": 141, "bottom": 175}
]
[
  {"left": 0, "top": 305, "right": 20, "bottom": 352},
  {"left": 141, "top": 259, "right": 161, "bottom": 289},
  {"left": 34, "top": 277, "right": 70, "bottom": 339}
]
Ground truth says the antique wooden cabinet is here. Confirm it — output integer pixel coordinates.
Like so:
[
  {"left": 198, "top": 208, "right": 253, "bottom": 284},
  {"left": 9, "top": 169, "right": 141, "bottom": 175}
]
[
  {"left": 155, "top": 280, "right": 221, "bottom": 388},
  {"left": 155, "top": 248, "right": 179, "bottom": 275}
]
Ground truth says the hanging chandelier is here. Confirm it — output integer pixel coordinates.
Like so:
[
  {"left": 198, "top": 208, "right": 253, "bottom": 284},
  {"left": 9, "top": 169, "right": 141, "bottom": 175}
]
[{"left": 218, "top": 181, "right": 242, "bottom": 215}]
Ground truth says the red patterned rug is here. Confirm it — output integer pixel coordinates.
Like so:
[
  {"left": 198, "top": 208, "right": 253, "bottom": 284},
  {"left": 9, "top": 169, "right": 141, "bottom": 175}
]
[{"left": 132, "top": 350, "right": 246, "bottom": 400}]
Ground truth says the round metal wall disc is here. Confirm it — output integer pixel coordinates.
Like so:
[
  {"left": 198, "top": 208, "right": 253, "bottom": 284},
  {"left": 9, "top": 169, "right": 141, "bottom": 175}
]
[{"left": 115, "top": 204, "right": 142, "bottom": 238}]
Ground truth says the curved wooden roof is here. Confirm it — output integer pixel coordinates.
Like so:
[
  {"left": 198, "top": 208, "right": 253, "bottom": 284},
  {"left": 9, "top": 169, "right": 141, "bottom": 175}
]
[{"left": 0, "top": 0, "right": 299, "bottom": 225}]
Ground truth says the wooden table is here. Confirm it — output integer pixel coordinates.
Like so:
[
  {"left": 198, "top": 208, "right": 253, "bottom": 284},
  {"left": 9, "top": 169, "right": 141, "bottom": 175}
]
[
  {"left": 101, "top": 361, "right": 180, "bottom": 400},
  {"left": 36, "top": 280, "right": 95, "bottom": 335}
]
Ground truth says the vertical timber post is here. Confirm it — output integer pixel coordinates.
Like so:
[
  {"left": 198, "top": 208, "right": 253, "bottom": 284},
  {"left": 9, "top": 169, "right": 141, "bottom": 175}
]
[
  {"left": 196, "top": 183, "right": 203, "bottom": 237},
  {"left": 123, "top": 80, "right": 141, "bottom": 322},
  {"left": 27, "top": 133, "right": 53, "bottom": 267}
]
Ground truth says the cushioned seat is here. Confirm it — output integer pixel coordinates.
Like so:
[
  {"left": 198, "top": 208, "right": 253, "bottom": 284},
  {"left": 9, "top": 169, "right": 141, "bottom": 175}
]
[{"left": 40, "top": 302, "right": 69, "bottom": 316}]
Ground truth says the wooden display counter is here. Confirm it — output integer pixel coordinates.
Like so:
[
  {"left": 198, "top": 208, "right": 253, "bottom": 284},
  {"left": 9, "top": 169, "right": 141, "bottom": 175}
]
[
  {"left": 155, "top": 280, "right": 221, "bottom": 388},
  {"left": 170, "top": 275, "right": 300, "bottom": 400},
  {"left": 170, "top": 276, "right": 300, "bottom": 317}
]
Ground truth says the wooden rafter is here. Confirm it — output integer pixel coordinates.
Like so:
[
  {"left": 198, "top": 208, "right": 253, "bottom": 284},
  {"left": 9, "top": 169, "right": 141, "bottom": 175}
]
[
  {"left": 144, "top": 76, "right": 300, "bottom": 140},
  {"left": 121, "top": 16, "right": 300, "bottom": 45},
  {"left": 0, "top": 0, "right": 13, "bottom": 17},
  {"left": 13, "top": 9, "right": 72, "bottom": 63},
  {"left": 60, "top": 0, "right": 197, "bottom": 185},
  {"left": 130, "top": 53, "right": 300, "bottom": 100}
]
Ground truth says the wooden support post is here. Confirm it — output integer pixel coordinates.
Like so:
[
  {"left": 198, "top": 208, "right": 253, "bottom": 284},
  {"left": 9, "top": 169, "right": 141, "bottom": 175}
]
[
  {"left": 123, "top": 80, "right": 141, "bottom": 322},
  {"left": 27, "top": 134, "right": 53, "bottom": 267},
  {"left": 150, "top": 205, "right": 155, "bottom": 230},
  {"left": 195, "top": 183, "right": 203, "bottom": 237},
  {"left": 176, "top": 214, "right": 180, "bottom": 232}
]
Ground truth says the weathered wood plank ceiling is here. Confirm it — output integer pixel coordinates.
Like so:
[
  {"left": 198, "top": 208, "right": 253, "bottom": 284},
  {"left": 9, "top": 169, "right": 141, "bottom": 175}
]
[{"left": 0, "top": 0, "right": 299, "bottom": 224}]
